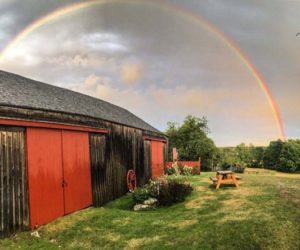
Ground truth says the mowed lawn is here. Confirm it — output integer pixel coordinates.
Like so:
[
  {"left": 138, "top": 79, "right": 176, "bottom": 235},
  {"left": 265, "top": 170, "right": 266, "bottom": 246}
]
[{"left": 1, "top": 170, "right": 300, "bottom": 250}]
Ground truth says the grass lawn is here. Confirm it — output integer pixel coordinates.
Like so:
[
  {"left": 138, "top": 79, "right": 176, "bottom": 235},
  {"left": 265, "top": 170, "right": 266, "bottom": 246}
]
[{"left": 1, "top": 169, "right": 300, "bottom": 250}]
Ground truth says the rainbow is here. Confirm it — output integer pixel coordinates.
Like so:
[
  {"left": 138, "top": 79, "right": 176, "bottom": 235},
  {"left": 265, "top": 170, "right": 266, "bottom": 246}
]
[{"left": 0, "top": 0, "right": 286, "bottom": 140}]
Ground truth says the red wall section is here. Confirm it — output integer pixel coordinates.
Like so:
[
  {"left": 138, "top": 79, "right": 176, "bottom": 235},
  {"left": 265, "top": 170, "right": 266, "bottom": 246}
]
[
  {"left": 27, "top": 128, "right": 64, "bottom": 228},
  {"left": 151, "top": 141, "right": 164, "bottom": 177},
  {"left": 62, "top": 131, "right": 92, "bottom": 214}
]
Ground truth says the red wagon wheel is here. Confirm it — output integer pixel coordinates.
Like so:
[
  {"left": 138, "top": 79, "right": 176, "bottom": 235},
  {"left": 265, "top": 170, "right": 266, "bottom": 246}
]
[{"left": 127, "top": 169, "right": 136, "bottom": 192}]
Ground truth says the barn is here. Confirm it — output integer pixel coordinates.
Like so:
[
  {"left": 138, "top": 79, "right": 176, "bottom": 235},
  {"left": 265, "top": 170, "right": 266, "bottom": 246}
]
[{"left": 0, "top": 70, "right": 167, "bottom": 237}]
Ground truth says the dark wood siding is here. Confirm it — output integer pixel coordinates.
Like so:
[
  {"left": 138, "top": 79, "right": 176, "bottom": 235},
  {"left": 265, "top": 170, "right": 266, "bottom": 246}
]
[
  {"left": 0, "top": 127, "right": 29, "bottom": 237},
  {"left": 89, "top": 133, "right": 107, "bottom": 206},
  {"left": 90, "top": 124, "right": 152, "bottom": 207}
]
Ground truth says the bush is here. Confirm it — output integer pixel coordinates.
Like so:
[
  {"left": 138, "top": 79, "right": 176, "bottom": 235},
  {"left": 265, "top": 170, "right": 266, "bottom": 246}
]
[
  {"left": 132, "top": 187, "right": 150, "bottom": 204},
  {"left": 132, "top": 178, "right": 193, "bottom": 207},
  {"left": 181, "top": 166, "right": 193, "bottom": 176},
  {"left": 166, "top": 166, "right": 175, "bottom": 175},
  {"left": 166, "top": 165, "right": 179, "bottom": 175},
  {"left": 166, "top": 164, "right": 199, "bottom": 175},
  {"left": 158, "top": 180, "right": 193, "bottom": 206}
]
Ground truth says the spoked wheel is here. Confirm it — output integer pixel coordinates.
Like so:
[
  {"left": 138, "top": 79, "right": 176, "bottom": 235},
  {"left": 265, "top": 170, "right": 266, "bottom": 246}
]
[{"left": 127, "top": 169, "right": 136, "bottom": 192}]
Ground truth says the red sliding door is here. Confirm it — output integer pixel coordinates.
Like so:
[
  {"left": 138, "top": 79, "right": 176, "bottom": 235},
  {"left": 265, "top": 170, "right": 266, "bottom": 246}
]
[
  {"left": 62, "top": 130, "right": 92, "bottom": 214},
  {"left": 27, "top": 128, "right": 64, "bottom": 228},
  {"left": 27, "top": 128, "right": 92, "bottom": 227},
  {"left": 151, "top": 141, "right": 164, "bottom": 177}
]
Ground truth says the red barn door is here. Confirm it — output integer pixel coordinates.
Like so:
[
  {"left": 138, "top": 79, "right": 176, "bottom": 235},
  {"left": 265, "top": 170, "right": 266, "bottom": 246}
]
[
  {"left": 27, "top": 128, "right": 64, "bottom": 228},
  {"left": 151, "top": 141, "right": 164, "bottom": 177},
  {"left": 27, "top": 128, "right": 92, "bottom": 227},
  {"left": 62, "top": 130, "right": 92, "bottom": 214}
]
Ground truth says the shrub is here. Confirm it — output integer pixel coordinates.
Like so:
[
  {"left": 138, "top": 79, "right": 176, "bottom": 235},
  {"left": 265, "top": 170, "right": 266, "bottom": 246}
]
[
  {"left": 132, "top": 187, "right": 150, "bottom": 204},
  {"left": 166, "top": 164, "right": 180, "bottom": 175},
  {"left": 158, "top": 180, "right": 193, "bottom": 206},
  {"left": 166, "top": 166, "right": 177, "bottom": 175},
  {"left": 132, "top": 178, "right": 193, "bottom": 207},
  {"left": 147, "top": 179, "right": 161, "bottom": 197},
  {"left": 181, "top": 166, "right": 193, "bottom": 176}
]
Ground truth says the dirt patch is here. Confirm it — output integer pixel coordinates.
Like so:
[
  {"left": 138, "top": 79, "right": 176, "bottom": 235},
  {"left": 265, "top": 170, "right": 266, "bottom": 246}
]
[
  {"left": 195, "top": 185, "right": 214, "bottom": 192},
  {"left": 69, "top": 240, "right": 93, "bottom": 249},
  {"left": 42, "top": 209, "right": 94, "bottom": 234},
  {"left": 151, "top": 220, "right": 166, "bottom": 226},
  {"left": 230, "top": 186, "right": 262, "bottom": 198},
  {"left": 195, "top": 186, "right": 206, "bottom": 192},
  {"left": 112, "top": 217, "right": 131, "bottom": 226},
  {"left": 218, "top": 210, "right": 253, "bottom": 224},
  {"left": 278, "top": 186, "right": 300, "bottom": 207},
  {"left": 221, "top": 198, "right": 246, "bottom": 210},
  {"left": 104, "top": 232, "right": 121, "bottom": 242},
  {"left": 275, "top": 173, "right": 300, "bottom": 179},
  {"left": 125, "top": 236, "right": 160, "bottom": 249},
  {"left": 244, "top": 168, "right": 275, "bottom": 175},
  {"left": 169, "top": 219, "right": 198, "bottom": 229},
  {"left": 83, "top": 226, "right": 93, "bottom": 232},
  {"left": 185, "top": 194, "right": 216, "bottom": 209}
]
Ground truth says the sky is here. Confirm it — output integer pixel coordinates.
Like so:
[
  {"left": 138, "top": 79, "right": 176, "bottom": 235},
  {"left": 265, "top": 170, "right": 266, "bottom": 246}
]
[{"left": 0, "top": 0, "right": 299, "bottom": 146}]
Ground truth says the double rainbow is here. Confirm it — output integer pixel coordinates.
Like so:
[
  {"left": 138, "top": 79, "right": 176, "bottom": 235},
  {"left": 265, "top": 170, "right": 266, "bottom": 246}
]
[{"left": 0, "top": 0, "right": 286, "bottom": 140}]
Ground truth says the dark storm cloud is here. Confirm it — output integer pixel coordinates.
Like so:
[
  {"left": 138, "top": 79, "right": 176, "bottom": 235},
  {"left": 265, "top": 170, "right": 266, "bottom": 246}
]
[{"left": 0, "top": 0, "right": 82, "bottom": 49}]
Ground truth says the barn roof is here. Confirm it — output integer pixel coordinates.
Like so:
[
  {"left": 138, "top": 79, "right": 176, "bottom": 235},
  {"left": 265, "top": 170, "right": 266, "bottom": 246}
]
[{"left": 0, "top": 70, "right": 161, "bottom": 133}]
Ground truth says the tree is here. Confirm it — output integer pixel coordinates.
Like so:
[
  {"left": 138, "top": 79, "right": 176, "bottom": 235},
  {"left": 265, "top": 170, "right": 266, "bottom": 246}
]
[
  {"left": 263, "top": 140, "right": 284, "bottom": 169},
  {"left": 235, "top": 143, "right": 252, "bottom": 166},
  {"left": 278, "top": 140, "right": 300, "bottom": 173},
  {"left": 165, "top": 121, "right": 179, "bottom": 161},
  {"left": 165, "top": 115, "right": 217, "bottom": 170},
  {"left": 249, "top": 146, "right": 264, "bottom": 167}
]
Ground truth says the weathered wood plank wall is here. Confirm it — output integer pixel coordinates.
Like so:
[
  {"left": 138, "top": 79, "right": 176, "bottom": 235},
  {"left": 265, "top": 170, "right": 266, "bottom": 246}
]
[
  {"left": 0, "top": 127, "right": 29, "bottom": 237},
  {"left": 90, "top": 123, "right": 152, "bottom": 207}
]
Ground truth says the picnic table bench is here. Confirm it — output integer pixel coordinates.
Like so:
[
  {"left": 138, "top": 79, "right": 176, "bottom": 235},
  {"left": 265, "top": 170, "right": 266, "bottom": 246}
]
[{"left": 210, "top": 170, "right": 241, "bottom": 189}]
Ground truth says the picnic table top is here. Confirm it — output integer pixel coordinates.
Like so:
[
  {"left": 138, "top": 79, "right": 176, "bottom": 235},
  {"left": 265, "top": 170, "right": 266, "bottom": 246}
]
[{"left": 217, "top": 170, "right": 234, "bottom": 175}]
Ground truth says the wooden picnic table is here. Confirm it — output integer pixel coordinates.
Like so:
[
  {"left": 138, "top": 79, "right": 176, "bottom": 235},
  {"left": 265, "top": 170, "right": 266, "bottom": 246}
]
[{"left": 210, "top": 170, "right": 241, "bottom": 189}]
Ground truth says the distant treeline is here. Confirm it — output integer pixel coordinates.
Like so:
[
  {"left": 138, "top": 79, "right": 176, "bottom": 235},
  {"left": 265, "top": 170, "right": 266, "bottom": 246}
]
[
  {"left": 165, "top": 115, "right": 300, "bottom": 173},
  {"left": 218, "top": 140, "right": 300, "bottom": 173}
]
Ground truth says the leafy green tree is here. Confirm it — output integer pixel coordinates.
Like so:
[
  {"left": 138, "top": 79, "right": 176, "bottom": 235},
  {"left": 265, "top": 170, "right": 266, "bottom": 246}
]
[
  {"left": 249, "top": 146, "right": 265, "bottom": 167},
  {"left": 218, "top": 144, "right": 265, "bottom": 169},
  {"left": 165, "top": 121, "right": 179, "bottom": 161},
  {"left": 235, "top": 143, "right": 252, "bottom": 166},
  {"left": 278, "top": 140, "right": 300, "bottom": 172},
  {"left": 165, "top": 115, "right": 217, "bottom": 170},
  {"left": 263, "top": 140, "right": 284, "bottom": 169},
  {"left": 218, "top": 147, "right": 241, "bottom": 168}
]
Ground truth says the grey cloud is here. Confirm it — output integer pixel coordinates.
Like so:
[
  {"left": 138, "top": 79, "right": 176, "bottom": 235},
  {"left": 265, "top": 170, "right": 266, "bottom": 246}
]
[
  {"left": 0, "top": 0, "right": 82, "bottom": 50},
  {"left": 0, "top": 0, "right": 299, "bottom": 145}
]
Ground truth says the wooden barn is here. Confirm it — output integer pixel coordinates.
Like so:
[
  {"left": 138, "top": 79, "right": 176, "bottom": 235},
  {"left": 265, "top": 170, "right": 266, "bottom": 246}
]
[{"left": 0, "top": 70, "right": 167, "bottom": 237}]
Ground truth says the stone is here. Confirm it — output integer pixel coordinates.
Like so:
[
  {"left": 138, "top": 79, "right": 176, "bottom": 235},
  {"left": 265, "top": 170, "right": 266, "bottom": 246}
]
[
  {"left": 31, "top": 230, "right": 40, "bottom": 238},
  {"left": 143, "top": 198, "right": 158, "bottom": 206},
  {"left": 133, "top": 204, "right": 155, "bottom": 211}
]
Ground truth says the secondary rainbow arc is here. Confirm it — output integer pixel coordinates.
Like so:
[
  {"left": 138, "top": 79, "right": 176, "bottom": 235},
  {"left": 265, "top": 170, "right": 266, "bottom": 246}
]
[{"left": 0, "top": 0, "right": 286, "bottom": 141}]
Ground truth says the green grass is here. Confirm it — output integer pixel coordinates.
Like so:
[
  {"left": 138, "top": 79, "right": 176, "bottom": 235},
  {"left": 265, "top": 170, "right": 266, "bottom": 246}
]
[{"left": 1, "top": 169, "right": 300, "bottom": 250}]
